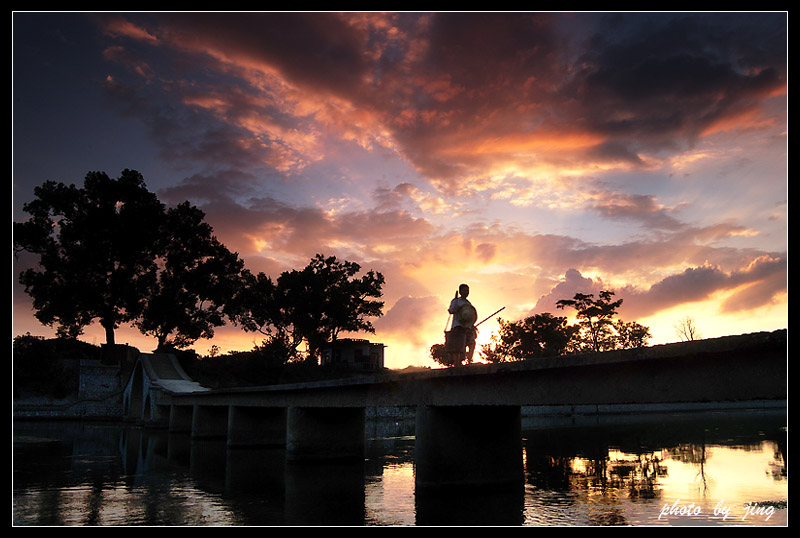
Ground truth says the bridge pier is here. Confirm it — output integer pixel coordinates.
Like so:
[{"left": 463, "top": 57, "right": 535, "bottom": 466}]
[
  {"left": 286, "top": 407, "right": 366, "bottom": 463},
  {"left": 192, "top": 404, "right": 229, "bottom": 439},
  {"left": 149, "top": 403, "right": 171, "bottom": 427},
  {"left": 414, "top": 405, "right": 524, "bottom": 490},
  {"left": 169, "top": 404, "right": 194, "bottom": 433},
  {"left": 228, "top": 406, "right": 287, "bottom": 448}
]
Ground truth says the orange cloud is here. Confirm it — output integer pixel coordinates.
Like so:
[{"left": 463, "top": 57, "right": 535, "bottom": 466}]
[{"left": 101, "top": 15, "right": 159, "bottom": 43}]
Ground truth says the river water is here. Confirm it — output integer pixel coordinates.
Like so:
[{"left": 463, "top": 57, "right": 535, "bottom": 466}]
[{"left": 13, "top": 408, "right": 787, "bottom": 526}]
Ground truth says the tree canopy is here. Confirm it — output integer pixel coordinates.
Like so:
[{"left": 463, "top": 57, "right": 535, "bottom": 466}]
[
  {"left": 134, "top": 202, "right": 246, "bottom": 349},
  {"left": 14, "top": 170, "right": 165, "bottom": 344},
  {"left": 478, "top": 290, "right": 652, "bottom": 364},
  {"left": 14, "top": 170, "right": 245, "bottom": 349},
  {"left": 231, "top": 254, "right": 385, "bottom": 361},
  {"left": 481, "top": 313, "right": 576, "bottom": 363},
  {"left": 556, "top": 290, "right": 624, "bottom": 352}
]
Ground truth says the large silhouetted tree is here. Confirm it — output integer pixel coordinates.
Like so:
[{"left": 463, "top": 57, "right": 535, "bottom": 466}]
[
  {"left": 231, "top": 254, "right": 385, "bottom": 362},
  {"left": 227, "top": 269, "right": 299, "bottom": 361},
  {"left": 282, "top": 254, "right": 385, "bottom": 358},
  {"left": 135, "top": 202, "right": 246, "bottom": 349},
  {"left": 14, "top": 170, "right": 165, "bottom": 345},
  {"left": 14, "top": 170, "right": 245, "bottom": 349}
]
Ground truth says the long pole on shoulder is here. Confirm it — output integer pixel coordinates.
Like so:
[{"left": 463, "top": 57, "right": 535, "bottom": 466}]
[
  {"left": 475, "top": 306, "right": 505, "bottom": 328},
  {"left": 444, "top": 289, "right": 459, "bottom": 333}
]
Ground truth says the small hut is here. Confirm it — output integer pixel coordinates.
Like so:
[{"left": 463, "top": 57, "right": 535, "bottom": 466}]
[{"left": 320, "top": 338, "right": 386, "bottom": 371}]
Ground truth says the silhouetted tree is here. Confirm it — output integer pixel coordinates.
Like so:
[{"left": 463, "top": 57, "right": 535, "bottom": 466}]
[
  {"left": 14, "top": 170, "right": 164, "bottom": 345},
  {"left": 135, "top": 202, "right": 247, "bottom": 349},
  {"left": 478, "top": 291, "right": 651, "bottom": 364},
  {"left": 230, "top": 270, "right": 281, "bottom": 330},
  {"left": 481, "top": 313, "right": 576, "bottom": 363},
  {"left": 557, "top": 291, "right": 623, "bottom": 352},
  {"left": 613, "top": 320, "right": 652, "bottom": 349},
  {"left": 673, "top": 316, "right": 700, "bottom": 342},
  {"left": 227, "top": 269, "right": 300, "bottom": 362},
  {"left": 231, "top": 254, "right": 385, "bottom": 362},
  {"left": 14, "top": 170, "right": 245, "bottom": 348}
]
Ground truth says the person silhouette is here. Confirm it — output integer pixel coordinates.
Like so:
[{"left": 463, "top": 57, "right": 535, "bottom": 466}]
[{"left": 447, "top": 283, "right": 478, "bottom": 365}]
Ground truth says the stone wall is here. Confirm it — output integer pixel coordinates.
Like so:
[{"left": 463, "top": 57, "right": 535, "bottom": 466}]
[{"left": 14, "top": 358, "right": 124, "bottom": 420}]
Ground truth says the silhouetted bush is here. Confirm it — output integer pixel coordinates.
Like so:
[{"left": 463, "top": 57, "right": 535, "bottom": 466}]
[
  {"left": 13, "top": 334, "right": 94, "bottom": 399},
  {"left": 176, "top": 346, "right": 379, "bottom": 389}
]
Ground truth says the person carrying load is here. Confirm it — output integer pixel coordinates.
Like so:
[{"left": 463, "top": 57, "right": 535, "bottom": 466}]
[{"left": 446, "top": 283, "right": 478, "bottom": 365}]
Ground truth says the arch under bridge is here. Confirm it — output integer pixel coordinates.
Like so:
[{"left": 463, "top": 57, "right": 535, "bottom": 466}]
[{"left": 122, "top": 352, "right": 208, "bottom": 425}]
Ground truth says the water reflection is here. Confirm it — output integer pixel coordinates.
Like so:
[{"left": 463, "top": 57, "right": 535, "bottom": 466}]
[
  {"left": 522, "top": 410, "right": 787, "bottom": 526},
  {"left": 13, "top": 409, "right": 787, "bottom": 526}
]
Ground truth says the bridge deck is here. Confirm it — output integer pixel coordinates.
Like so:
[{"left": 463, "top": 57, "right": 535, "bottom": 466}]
[{"left": 161, "top": 330, "right": 786, "bottom": 409}]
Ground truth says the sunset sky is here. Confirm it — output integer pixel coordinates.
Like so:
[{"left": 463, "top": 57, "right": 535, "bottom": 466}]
[{"left": 12, "top": 12, "right": 787, "bottom": 369}]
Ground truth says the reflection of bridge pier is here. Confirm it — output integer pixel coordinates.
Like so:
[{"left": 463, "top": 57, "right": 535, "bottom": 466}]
[
  {"left": 147, "top": 402, "right": 527, "bottom": 489},
  {"left": 284, "top": 460, "right": 366, "bottom": 525},
  {"left": 169, "top": 404, "right": 193, "bottom": 433},
  {"left": 415, "top": 405, "right": 523, "bottom": 489},
  {"left": 122, "top": 330, "right": 786, "bottom": 490}
]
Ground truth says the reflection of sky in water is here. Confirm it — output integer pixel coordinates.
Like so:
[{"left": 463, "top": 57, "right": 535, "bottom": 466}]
[
  {"left": 522, "top": 441, "right": 787, "bottom": 526},
  {"left": 654, "top": 442, "right": 786, "bottom": 525},
  {"left": 360, "top": 439, "right": 787, "bottom": 526},
  {"left": 365, "top": 463, "right": 417, "bottom": 526}
]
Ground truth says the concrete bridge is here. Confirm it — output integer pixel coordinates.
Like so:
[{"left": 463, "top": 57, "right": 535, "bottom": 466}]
[{"left": 122, "top": 329, "right": 786, "bottom": 489}]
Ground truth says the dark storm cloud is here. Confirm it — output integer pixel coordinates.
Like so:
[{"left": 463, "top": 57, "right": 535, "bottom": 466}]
[
  {"left": 571, "top": 13, "right": 786, "bottom": 150},
  {"left": 372, "top": 13, "right": 579, "bottom": 185},
  {"left": 421, "top": 12, "right": 564, "bottom": 89},
  {"left": 95, "top": 12, "right": 786, "bottom": 195},
  {"left": 103, "top": 74, "right": 269, "bottom": 172},
  {"left": 372, "top": 12, "right": 785, "bottom": 192},
  {"left": 148, "top": 12, "right": 370, "bottom": 98}
]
